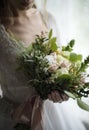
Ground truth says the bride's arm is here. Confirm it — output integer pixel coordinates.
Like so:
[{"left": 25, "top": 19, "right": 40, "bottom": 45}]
[
  {"left": 0, "top": 25, "right": 30, "bottom": 124},
  {"left": 0, "top": 25, "right": 42, "bottom": 128}
]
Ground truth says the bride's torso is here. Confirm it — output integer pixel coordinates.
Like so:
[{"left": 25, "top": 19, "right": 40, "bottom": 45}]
[{"left": 0, "top": 8, "right": 47, "bottom": 103}]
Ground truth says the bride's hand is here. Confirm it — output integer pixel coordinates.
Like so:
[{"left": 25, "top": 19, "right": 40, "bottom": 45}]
[{"left": 48, "top": 91, "right": 69, "bottom": 103}]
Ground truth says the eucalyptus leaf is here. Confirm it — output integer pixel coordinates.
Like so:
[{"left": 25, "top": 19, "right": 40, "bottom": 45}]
[
  {"left": 77, "top": 54, "right": 82, "bottom": 61},
  {"left": 49, "top": 37, "right": 57, "bottom": 51},
  {"left": 69, "top": 39, "right": 75, "bottom": 48},
  {"left": 78, "top": 55, "right": 89, "bottom": 72},
  {"left": 70, "top": 53, "right": 78, "bottom": 62},
  {"left": 62, "top": 39, "right": 75, "bottom": 52},
  {"left": 64, "top": 91, "right": 76, "bottom": 99},
  {"left": 77, "top": 98, "right": 89, "bottom": 111},
  {"left": 48, "top": 29, "right": 53, "bottom": 39}
]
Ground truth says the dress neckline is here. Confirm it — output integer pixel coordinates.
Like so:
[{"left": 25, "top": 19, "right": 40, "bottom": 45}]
[{"left": 1, "top": 24, "right": 28, "bottom": 48}]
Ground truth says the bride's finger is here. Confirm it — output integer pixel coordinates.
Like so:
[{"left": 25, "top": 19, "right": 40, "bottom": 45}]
[
  {"left": 48, "top": 91, "right": 63, "bottom": 103},
  {"left": 51, "top": 92, "right": 57, "bottom": 102},
  {"left": 48, "top": 94, "right": 52, "bottom": 101},
  {"left": 61, "top": 93, "right": 69, "bottom": 101},
  {"left": 51, "top": 91, "right": 63, "bottom": 103},
  {"left": 48, "top": 92, "right": 57, "bottom": 102},
  {"left": 55, "top": 91, "right": 62, "bottom": 103}
]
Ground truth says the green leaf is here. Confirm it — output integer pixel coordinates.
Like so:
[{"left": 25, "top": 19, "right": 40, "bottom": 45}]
[
  {"left": 69, "top": 53, "right": 82, "bottom": 63},
  {"left": 77, "top": 98, "right": 89, "bottom": 111},
  {"left": 69, "top": 40, "right": 75, "bottom": 48},
  {"left": 70, "top": 53, "right": 78, "bottom": 62},
  {"left": 48, "top": 29, "right": 53, "bottom": 39},
  {"left": 59, "top": 74, "right": 71, "bottom": 80},
  {"left": 78, "top": 55, "right": 89, "bottom": 72},
  {"left": 64, "top": 90, "right": 76, "bottom": 99},
  {"left": 77, "top": 54, "right": 82, "bottom": 61},
  {"left": 62, "top": 39, "right": 75, "bottom": 52},
  {"left": 49, "top": 37, "right": 58, "bottom": 51}
]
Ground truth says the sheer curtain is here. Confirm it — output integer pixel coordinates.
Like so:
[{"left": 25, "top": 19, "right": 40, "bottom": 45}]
[
  {"left": 35, "top": 0, "right": 89, "bottom": 128},
  {"left": 35, "top": 0, "right": 89, "bottom": 57}
]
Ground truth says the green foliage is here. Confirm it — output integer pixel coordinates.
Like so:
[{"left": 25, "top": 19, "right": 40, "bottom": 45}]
[
  {"left": 62, "top": 39, "right": 75, "bottom": 52},
  {"left": 48, "top": 37, "right": 58, "bottom": 51},
  {"left": 48, "top": 29, "right": 53, "bottom": 39},
  {"left": 77, "top": 98, "right": 89, "bottom": 111},
  {"left": 78, "top": 56, "right": 89, "bottom": 72},
  {"left": 69, "top": 53, "right": 82, "bottom": 62},
  {"left": 64, "top": 91, "right": 76, "bottom": 99}
]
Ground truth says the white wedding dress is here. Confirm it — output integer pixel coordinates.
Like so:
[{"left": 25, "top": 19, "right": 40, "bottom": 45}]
[{"left": 0, "top": 22, "right": 87, "bottom": 130}]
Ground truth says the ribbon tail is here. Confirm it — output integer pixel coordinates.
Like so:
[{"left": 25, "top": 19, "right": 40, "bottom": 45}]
[{"left": 31, "top": 96, "right": 44, "bottom": 130}]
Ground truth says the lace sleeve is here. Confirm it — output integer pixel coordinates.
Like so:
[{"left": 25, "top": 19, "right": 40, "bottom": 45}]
[
  {"left": 0, "top": 25, "right": 23, "bottom": 70},
  {"left": 0, "top": 24, "right": 24, "bottom": 93},
  {"left": 0, "top": 25, "right": 22, "bottom": 57}
]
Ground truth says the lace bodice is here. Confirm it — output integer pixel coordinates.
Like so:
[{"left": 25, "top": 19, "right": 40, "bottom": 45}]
[{"left": 0, "top": 25, "right": 36, "bottom": 103}]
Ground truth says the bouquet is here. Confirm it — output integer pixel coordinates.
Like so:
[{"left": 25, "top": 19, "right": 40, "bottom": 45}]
[{"left": 19, "top": 30, "right": 89, "bottom": 111}]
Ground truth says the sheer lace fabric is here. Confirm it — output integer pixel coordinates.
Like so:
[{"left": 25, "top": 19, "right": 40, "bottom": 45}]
[{"left": 0, "top": 25, "right": 36, "bottom": 103}]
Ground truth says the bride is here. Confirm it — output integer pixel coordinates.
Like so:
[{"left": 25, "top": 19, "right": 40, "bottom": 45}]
[{"left": 0, "top": 0, "right": 87, "bottom": 130}]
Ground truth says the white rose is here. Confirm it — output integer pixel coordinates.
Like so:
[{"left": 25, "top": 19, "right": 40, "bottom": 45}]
[{"left": 45, "top": 52, "right": 57, "bottom": 65}]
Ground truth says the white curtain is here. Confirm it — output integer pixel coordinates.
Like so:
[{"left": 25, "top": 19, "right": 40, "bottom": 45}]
[{"left": 35, "top": 0, "right": 89, "bottom": 58}]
